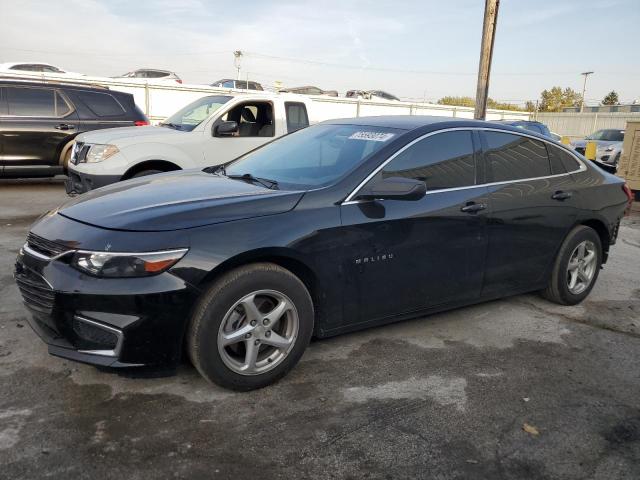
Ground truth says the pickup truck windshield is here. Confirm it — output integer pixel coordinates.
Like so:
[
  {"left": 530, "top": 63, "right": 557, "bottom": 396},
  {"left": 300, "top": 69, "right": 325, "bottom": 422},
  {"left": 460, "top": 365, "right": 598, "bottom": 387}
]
[
  {"left": 225, "top": 124, "right": 403, "bottom": 189},
  {"left": 161, "top": 95, "right": 231, "bottom": 132}
]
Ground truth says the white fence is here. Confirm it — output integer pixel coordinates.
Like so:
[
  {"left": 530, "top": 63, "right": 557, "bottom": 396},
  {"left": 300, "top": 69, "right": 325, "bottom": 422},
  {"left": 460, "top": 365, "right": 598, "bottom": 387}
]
[
  {"left": 2, "top": 72, "right": 530, "bottom": 123},
  {"left": 533, "top": 112, "right": 640, "bottom": 140}
]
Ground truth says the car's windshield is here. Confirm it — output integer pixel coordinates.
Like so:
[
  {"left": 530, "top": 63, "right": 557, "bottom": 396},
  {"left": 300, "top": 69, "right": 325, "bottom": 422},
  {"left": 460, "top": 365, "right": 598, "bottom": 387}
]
[
  {"left": 225, "top": 124, "right": 403, "bottom": 189},
  {"left": 587, "top": 129, "right": 624, "bottom": 141},
  {"left": 162, "top": 95, "right": 232, "bottom": 132}
]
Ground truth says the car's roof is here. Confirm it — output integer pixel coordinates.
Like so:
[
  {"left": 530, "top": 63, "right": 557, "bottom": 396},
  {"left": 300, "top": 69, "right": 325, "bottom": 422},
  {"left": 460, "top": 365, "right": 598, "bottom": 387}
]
[
  {"left": 495, "top": 119, "right": 541, "bottom": 124},
  {"left": 0, "top": 78, "right": 115, "bottom": 92},
  {"left": 321, "top": 115, "right": 496, "bottom": 130}
]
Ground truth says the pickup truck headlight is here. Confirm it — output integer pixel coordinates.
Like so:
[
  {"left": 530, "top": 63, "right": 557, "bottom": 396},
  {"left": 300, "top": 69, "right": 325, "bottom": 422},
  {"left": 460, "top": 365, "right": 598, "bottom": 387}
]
[
  {"left": 70, "top": 248, "right": 188, "bottom": 277},
  {"left": 85, "top": 144, "right": 120, "bottom": 163}
]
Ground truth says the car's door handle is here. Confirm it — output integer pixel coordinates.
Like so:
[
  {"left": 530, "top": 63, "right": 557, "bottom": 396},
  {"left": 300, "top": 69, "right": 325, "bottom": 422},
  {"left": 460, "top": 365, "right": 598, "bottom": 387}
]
[
  {"left": 552, "top": 191, "right": 572, "bottom": 201},
  {"left": 460, "top": 202, "right": 487, "bottom": 213},
  {"left": 54, "top": 124, "right": 75, "bottom": 131}
]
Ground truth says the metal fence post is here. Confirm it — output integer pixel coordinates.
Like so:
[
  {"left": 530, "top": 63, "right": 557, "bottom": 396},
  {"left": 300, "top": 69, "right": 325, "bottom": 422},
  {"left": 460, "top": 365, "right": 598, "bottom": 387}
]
[
  {"left": 144, "top": 83, "right": 150, "bottom": 117},
  {"left": 592, "top": 112, "right": 598, "bottom": 132},
  {"left": 356, "top": 100, "right": 360, "bottom": 118}
]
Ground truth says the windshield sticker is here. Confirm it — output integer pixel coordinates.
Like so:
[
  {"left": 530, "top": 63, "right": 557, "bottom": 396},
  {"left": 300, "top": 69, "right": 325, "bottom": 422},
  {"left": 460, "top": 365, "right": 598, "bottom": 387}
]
[{"left": 348, "top": 131, "right": 395, "bottom": 142}]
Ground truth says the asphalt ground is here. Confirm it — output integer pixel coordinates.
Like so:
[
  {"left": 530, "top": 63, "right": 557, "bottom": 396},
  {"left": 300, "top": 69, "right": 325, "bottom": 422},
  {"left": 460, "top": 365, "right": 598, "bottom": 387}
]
[{"left": 1, "top": 178, "right": 639, "bottom": 480}]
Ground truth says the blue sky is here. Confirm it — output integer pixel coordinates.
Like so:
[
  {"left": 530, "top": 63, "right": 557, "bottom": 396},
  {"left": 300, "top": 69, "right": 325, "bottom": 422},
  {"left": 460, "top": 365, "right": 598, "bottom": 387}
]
[{"left": 1, "top": 0, "right": 638, "bottom": 105}]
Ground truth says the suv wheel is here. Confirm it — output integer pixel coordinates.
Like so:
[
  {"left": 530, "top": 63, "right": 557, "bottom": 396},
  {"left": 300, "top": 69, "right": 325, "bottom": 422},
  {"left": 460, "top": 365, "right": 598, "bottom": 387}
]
[
  {"left": 541, "top": 225, "right": 602, "bottom": 305},
  {"left": 187, "top": 263, "right": 314, "bottom": 391}
]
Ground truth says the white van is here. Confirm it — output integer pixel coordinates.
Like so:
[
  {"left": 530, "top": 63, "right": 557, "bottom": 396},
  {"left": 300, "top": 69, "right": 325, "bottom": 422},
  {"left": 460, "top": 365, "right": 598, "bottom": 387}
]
[{"left": 65, "top": 92, "right": 312, "bottom": 194}]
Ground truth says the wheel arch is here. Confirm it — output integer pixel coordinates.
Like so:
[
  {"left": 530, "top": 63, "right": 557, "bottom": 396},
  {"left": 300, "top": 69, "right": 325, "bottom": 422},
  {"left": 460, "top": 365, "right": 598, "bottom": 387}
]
[
  {"left": 196, "top": 248, "right": 323, "bottom": 331},
  {"left": 122, "top": 159, "right": 182, "bottom": 179},
  {"left": 577, "top": 218, "right": 611, "bottom": 263}
]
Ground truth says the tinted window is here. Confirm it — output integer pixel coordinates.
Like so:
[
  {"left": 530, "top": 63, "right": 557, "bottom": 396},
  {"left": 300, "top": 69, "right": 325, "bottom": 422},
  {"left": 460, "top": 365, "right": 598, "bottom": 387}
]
[
  {"left": 285, "top": 102, "right": 309, "bottom": 132},
  {"left": 381, "top": 131, "right": 475, "bottom": 190},
  {"left": 222, "top": 80, "right": 235, "bottom": 88},
  {"left": 548, "top": 144, "right": 581, "bottom": 173},
  {"left": 75, "top": 91, "right": 125, "bottom": 117},
  {"left": 0, "top": 89, "right": 7, "bottom": 115},
  {"left": 145, "top": 70, "right": 168, "bottom": 78},
  {"left": 6, "top": 87, "right": 55, "bottom": 116},
  {"left": 485, "top": 132, "right": 550, "bottom": 182}
]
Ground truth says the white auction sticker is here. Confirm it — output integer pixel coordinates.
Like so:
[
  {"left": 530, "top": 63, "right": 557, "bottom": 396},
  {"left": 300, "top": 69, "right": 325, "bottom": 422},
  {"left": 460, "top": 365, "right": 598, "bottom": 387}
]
[{"left": 348, "top": 131, "right": 395, "bottom": 142}]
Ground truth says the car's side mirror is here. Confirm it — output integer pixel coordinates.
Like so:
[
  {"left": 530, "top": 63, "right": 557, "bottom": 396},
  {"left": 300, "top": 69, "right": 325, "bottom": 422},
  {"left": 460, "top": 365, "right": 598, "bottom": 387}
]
[
  {"left": 356, "top": 176, "right": 426, "bottom": 201},
  {"left": 214, "top": 121, "right": 239, "bottom": 137}
]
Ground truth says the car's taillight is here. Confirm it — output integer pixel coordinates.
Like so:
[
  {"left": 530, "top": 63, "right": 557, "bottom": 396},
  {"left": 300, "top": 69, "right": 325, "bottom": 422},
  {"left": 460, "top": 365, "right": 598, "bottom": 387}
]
[
  {"left": 134, "top": 120, "right": 149, "bottom": 126},
  {"left": 622, "top": 183, "right": 634, "bottom": 216},
  {"left": 176, "top": 79, "right": 182, "bottom": 84}
]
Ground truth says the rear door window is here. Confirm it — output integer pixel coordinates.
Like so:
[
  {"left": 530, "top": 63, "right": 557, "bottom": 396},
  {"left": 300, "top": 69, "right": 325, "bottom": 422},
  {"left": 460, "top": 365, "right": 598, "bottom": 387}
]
[
  {"left": 285, "top": 102, "right": 309, "bottom": 133},
  {"left": 381, "top": 130, "right": 476, "bottom": 190},
  {"left": 547, "top": 144, "right": 581, "bottom": 174},
  {"left": 6, "top": 87, "right": 56, "bottom": 116},
  {"left": 484, "top": 131, "right": 551, "bottom": 182},
  {"left": 75, "top": 91, "right": 125, "bottom": 117}
]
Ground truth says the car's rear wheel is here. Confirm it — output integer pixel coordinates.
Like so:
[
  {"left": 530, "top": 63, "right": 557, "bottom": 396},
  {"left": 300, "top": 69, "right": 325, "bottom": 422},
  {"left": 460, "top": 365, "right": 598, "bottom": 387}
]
[
  {"left": 187, "top": 263, "right": 314, "bottom": 391},
  {"left": 541, "top": 225, "right": 602, "bottom": 305}
]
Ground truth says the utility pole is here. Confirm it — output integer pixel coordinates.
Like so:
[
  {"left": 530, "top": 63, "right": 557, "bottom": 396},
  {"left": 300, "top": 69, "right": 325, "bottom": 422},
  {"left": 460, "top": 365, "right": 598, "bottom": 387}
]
[
  {"left": 474, "top": 0, "right": 500, "bottom": 120},
  {"left": 233, "top": 51, "right": 243, "bottom": 80},
  {"left": 580, "top": 71, "right": 594, "bottom": 113}
]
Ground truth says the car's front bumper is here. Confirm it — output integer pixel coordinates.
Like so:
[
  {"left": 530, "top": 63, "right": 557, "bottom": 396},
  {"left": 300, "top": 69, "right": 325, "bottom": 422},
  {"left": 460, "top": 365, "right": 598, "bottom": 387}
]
[
  {"left": 65, "top": 169, "right": 121, "bottom": 195},
  {"left": 14, "top": 236, "right": 198, "bottom": 369}
]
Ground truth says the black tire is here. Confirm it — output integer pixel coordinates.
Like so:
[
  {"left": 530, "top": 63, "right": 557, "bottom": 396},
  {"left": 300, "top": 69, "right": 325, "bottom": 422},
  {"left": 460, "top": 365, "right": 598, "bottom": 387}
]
[
  {"left": 132, "top": 169, "right": 164, "bottom": 178},
  {"left": 187, "top": 263, "right": 314, "bottom": 391},
  {"left": 541, "top": 225, "right": 602, "bottom": 305}
]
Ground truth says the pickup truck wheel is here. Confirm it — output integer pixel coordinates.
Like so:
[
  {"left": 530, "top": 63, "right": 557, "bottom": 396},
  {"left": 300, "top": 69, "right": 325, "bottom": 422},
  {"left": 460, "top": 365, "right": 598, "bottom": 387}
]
[
  {"left": 132, "top": 169, "right": 163, "bottom": 178},
  {"left": 541, "top": 226, "right": 602, "bottom": 305},
  {"left": 187, "top": 263, "right": 314, "bottom": 391}
]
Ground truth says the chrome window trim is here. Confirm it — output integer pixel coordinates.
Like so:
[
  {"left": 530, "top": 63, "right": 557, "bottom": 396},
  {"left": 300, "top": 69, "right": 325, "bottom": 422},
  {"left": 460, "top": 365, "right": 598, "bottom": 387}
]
[
  {"left": 342, "top": 127, "right": 587, "bottom": 204},
  {"left": 22, "top": 243, "right": 74, "bottom": 261},
  {"left": 74, "top": 316, "right": 124, "bottom": 357}
]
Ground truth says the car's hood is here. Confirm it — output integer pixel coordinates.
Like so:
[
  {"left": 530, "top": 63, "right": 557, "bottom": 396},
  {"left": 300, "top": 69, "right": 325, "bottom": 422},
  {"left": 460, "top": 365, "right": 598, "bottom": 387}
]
[
  {"left": 75, "top": 125, "right": 185, "bottom": 145},
  {"left": 56, "top": 170, "right": 304, "bottom": 231}
]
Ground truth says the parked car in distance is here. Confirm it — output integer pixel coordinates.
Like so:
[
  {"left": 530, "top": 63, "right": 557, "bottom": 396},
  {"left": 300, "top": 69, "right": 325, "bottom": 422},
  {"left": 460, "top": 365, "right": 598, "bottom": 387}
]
[
  {"left": 279, "top": 86, "right": 338, "bottom": 97},
  {"left": 17, "top": 116, "right": 631, "bottom": 390},
  {"left": 0, "top": 79, "right": 149, "bottom": 178},
  {"left": 494, "top": 119, "right": 553, "bottom": 139},
  {"left": 571, "top": 129, "right": 625, "bottom": 167},
  {"left": 346, "top": 90, "right": 400, "bottom": 101},
  {"left": 114, "top": 69, "right": 182, "bottom": 84},
  {"left": 65, "top": 92, "right": 311, "bottom": 193},
  {"left": 211, "top": 79, "right": 263, "bottom": 91},
  {"left": 0, "top": 62, "right": 85, "bottom": 79}
]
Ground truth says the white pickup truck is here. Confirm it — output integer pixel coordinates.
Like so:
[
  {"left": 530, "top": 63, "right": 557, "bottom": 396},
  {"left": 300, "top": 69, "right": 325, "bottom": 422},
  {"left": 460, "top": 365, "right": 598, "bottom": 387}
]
[{"left": 65, "top": 92, "right": 313, "bottom": 194}]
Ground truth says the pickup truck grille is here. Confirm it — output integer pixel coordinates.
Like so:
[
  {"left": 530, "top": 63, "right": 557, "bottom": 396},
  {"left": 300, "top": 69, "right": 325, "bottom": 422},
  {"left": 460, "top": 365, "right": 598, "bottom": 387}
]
[{"left": 71, "top": 142, "right": 90, "bottom": 164}]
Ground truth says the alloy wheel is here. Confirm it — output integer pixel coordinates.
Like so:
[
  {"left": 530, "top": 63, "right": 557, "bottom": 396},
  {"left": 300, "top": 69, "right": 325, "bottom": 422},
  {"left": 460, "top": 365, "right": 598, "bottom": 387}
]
[
  {"left": 217, "top": 289, "right": 299, "bottom": 375},
  {"left": 566, "top": 240, "right": 597, "bottom": 295}
]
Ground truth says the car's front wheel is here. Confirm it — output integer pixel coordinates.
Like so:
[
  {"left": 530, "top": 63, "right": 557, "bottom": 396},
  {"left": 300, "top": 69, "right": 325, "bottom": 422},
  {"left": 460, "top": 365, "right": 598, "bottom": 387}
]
[
  {"left": 187, "top": 263, "right": 314, "bottom": 391},
  {"left": 541, "top": 225, "right": 602, "bottom": 305}
]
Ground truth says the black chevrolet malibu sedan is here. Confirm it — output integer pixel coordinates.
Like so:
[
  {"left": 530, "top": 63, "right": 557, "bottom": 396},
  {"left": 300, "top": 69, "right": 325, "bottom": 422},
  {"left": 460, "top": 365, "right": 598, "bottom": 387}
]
[{"left": 15, "top": 116, "right": 631, "bottom": 390}]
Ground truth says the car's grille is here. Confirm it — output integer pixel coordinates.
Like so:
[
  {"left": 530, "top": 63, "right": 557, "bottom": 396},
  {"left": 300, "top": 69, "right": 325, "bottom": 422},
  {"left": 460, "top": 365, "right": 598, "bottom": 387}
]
[
  {"left": 72, "top": 317, "right": 119, "bottom": 352},
  {"left": 71, "top": 142, "right": 90, "bottom": 165},
  {"left": 26, "top": 233, "right": 69, "bottom": 258},
  {"left": 575, "top": 147, "right": 585, "bottom": 155},
  {"left": 15, "top": 271, "right": 55, "bottom": 315}
]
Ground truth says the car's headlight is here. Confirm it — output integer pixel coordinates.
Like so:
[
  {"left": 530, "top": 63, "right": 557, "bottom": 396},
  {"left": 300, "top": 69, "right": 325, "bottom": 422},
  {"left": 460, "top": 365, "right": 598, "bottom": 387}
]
[
  {"left": 70, "top": 248, "right": 188, "bottom": 277},
  {"left": 604, "top": 145, "right": 615, "bottom": 152},
  {"left": 85, "top": 144, "right": 120, "bottom": 163}
]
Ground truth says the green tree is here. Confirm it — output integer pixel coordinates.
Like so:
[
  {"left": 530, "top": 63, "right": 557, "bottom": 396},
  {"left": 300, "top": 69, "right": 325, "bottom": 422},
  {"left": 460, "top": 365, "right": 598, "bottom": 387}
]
[
  {"left": 437, "top": 96, "right": 525, "bottom": 111},
  {"left": 602, "top": 90, "right": 619, "bottom": 105},
  {"left": 524, "top": 100, "right": 537, "bottom": 112},
  {"left": 437, "top": 96, "right": 476, "bottom": 108},
  {"left": 539, "top": 87, "right": 582, "bottom": 112}
]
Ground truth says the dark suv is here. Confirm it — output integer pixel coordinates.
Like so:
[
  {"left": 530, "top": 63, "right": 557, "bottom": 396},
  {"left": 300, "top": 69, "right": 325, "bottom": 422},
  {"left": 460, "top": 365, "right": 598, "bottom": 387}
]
[{"left": 0, "top": 80, "right": 148, "bottom": 178}]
